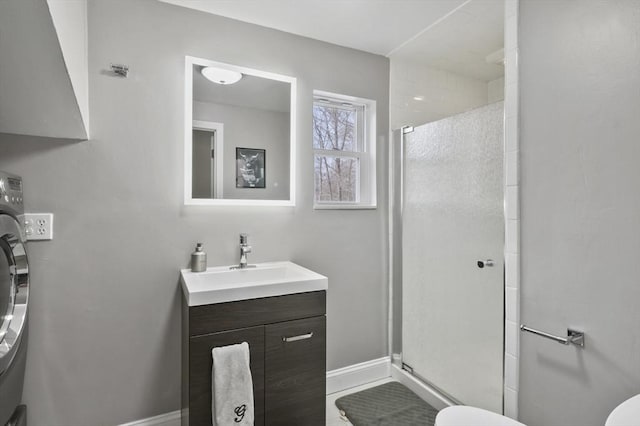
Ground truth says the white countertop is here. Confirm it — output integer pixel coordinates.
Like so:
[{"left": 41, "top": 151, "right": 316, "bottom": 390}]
[{"left": 180, "top": 261, "right": 328, "bottom": 306}]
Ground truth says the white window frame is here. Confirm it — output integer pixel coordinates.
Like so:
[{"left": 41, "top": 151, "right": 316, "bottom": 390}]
[{"left": 312, "top": 90, "right": 377, "bottom": 209}]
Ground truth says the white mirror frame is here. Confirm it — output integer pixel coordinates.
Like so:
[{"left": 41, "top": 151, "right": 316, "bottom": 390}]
[{"left": 184, "top": 56, "right": 297, "bottom": 206}]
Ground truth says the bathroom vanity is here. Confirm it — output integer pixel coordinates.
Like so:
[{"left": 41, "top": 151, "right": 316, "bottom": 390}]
[{"left": 180, "top": 262, "right": 328, "bottom": 425}]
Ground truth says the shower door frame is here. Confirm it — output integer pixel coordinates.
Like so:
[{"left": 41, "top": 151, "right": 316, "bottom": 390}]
[{"left": 388, "top": 1, "right": 521, "bottom": 415}]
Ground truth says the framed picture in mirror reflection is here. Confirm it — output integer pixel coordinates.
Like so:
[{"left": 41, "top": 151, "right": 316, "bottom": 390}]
[{"left": 236, "top": 147, "right": 266, "bottom": 188}]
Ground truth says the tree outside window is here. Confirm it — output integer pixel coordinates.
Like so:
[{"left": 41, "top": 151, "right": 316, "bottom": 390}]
[
  {"left": 313, "top": 100, "right": 362, "bottom": 203},
  {"left": 312, "top": 91, "right": 376, "bottom": 209}
]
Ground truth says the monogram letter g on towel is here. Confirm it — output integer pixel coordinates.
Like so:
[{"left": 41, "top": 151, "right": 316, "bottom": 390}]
[{"left": 234, "top": 404, "right": 247, "bottom": 423}]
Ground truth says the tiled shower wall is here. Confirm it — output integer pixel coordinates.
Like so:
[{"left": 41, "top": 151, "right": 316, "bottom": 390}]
[
  {"left": 489, "top": 77, "right": 505, "bottom": 103},
  {"left": 389, "top": 1, "right": 519, "bottom": 417},
  {"left": 503, "top": 0, "right": 520, "bottom": 419},
  {"left": 390, "top": 58, "right": 491, "bottom": 130}
]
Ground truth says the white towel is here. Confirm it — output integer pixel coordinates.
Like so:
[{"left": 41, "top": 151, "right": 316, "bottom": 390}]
[{"left": 211, "top": 342, "right": 254, "bottom": 426}]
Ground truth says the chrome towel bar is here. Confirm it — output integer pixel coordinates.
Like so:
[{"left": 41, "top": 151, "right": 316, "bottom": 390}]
[{"left": 520, "top": 325, "right": 585, "bottom": 348}]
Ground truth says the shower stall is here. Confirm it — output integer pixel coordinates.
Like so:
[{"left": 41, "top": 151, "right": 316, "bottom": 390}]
[{"left": 390, "top": 102, "right": 505, "bottom": 413}]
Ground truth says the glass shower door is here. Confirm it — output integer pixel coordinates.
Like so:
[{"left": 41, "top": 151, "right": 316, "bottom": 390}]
[{"left": 401, "top": 102, "right": 504, "bottom": 412}]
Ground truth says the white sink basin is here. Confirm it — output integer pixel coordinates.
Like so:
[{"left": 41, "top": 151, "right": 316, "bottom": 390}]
[{"left": 180, "top": 261, "right": 328, "bottom": 306}]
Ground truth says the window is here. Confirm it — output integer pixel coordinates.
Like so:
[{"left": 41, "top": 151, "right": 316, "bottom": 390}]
[{"left": 312, "top": 91, "right": 376, "bottom": 209}]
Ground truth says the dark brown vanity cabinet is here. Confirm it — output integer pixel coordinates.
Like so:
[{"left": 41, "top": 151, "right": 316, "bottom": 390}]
[{"left": 182, "top": 291, "right": 326, "bottom": 426}]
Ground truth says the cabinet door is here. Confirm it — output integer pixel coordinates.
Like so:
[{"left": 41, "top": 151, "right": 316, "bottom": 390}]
[
  {"left": 265, "top": 316, "right": 326, "bottom": 425},
  {"left": 189, "top": 326, "right": 265, "bottom": 426}
]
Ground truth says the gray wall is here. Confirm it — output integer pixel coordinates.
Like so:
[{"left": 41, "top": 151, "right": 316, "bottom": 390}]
[
  {"left": 519, "top": 1, "right": 640, "bottom": 425},
  {"left": 0, "top": 1, "right": 389, "bottom": 424},
  {"left": 193, "top": 101, "right": 290, "bottom": 200}
]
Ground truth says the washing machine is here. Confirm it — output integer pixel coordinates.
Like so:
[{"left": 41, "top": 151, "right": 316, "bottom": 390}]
[{"left": 0, "top": 171, "right": 29, "bottom": 426}]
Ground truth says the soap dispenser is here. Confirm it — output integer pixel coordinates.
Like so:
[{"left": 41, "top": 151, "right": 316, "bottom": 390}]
[{"left": 191, "top": 243, "right": 207, "bottom": 272}]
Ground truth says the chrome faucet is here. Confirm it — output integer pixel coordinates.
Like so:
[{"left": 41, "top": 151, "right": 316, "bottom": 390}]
[{"left": 232, "top": 233, "right": 255, "bottom": 269}]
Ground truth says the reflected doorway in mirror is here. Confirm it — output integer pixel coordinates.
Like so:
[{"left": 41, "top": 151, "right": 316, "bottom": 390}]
[
  {"left": 236, "top": 148, "right": 265, "bottom": 188},
  {"left": 192, "top": 120, "right": 224, "bottom": 199}
]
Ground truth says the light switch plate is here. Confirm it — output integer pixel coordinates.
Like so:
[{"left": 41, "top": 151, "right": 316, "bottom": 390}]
[{"left": 24, "top": 213, "right": 54, "bottom": 240}]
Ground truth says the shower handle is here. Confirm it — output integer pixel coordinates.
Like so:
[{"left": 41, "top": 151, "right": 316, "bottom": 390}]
[{"left": 477, "top": 259, "right": 494, "bottom": 268}]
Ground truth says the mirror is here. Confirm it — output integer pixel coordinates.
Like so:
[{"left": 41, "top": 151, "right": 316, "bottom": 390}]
[{"left": 184, "top": 56, "right": 296, "bottom": 206}]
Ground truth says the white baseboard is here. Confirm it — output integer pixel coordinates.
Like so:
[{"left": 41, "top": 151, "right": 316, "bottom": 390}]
[
  {"left": 118, "top": 410, "right": 181, "bottom": 426},
  {"left": 326, "top": 356, "right": 391, "bottom": 394},
  {"left": 122, "top": 357, "right": 391, "bottom": 426}
]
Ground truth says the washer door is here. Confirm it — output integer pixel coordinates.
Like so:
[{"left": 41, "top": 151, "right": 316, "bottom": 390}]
[{"left": 0, "top": 214, "right": 28, "bottom": 375}]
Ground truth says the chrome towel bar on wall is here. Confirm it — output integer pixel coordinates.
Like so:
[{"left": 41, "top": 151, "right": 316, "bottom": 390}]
[{"left": 520, "top": 325, "right": 585, "bottom": 348}]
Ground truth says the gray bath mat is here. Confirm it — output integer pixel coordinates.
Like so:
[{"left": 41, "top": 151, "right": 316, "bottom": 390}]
[{"left": 335, "top": 381, "right": 439, "bottom": 426}]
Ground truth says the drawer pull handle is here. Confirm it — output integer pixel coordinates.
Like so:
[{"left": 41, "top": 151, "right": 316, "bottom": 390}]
[{"left": 282, "top": 332, "right": 313, "bottom": 343}]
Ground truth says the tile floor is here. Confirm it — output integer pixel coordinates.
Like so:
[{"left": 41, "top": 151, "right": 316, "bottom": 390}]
[{"left": 325, "top": 377, "right": 395, "bottom": 426}]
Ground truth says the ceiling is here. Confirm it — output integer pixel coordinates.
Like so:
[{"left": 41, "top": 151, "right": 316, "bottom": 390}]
[{"left": 160, "top": 0, "right": 504, "bottom": 81}]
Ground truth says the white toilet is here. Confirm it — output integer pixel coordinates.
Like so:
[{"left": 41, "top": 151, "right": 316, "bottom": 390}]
[
  {"left": 435, "top": 394, "right": 640, "bottom": 426},
  {"left": 435, "top": 406, "right": 526, "bottom": 426},
  {"left": 605, "top": 394, "right": 640, "bottom": 426}
]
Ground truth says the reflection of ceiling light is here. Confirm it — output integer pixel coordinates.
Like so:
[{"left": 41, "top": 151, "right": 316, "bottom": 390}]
[
  {"left": 201, "top": 67, "right": 243, "bottom": 85},
  {"left": 413, "top": 96, "right": 425, "bottom": 101}
]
